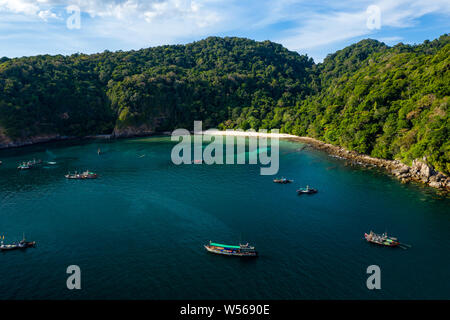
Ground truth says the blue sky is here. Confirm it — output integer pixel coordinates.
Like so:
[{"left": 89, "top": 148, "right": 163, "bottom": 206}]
[{"left": 0, "top": 0, "right": 449, "bottom": 62}]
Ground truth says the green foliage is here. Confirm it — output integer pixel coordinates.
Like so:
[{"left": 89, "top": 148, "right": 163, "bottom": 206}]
[
  {"left": 0, "top": 35, "right": 448, "bottom": 173},
  {"left": 222, "top": 34, "right": 449, "bottom": 174},
  {"left": 0, "top": 37, "right": 313, "bottom": 137}
]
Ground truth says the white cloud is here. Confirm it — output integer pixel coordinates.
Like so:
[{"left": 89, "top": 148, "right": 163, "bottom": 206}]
[
  {"left": 38, "top": 9, "right": 59, "bottom": 21},
  {"left": 0, "top": 0, "right": 60, "bottom": 21},
  {"left": 0, "top": 0, "right": 449, "bottom": 59},
  {"left": 0, "top": 0, "right": 227, "bottom": 49},
  {"left": 81, "top": 0, "right": 139, "bottom": 19},
  {"left": 278, "top": 0, "right": 450, "bottom": 53},
  {"left": 281, "top": 10, "right": 368, "bottom": 51},
  {"left": 142, "top": 0, "right": 215, "bottom": 26},
  {"left": 62, "top": 0, "right": 224, "bottom": 43},
  {"left": 378, "top": 36, "right": 403, "bottom": 43},
  {"left": 0, "top": 0, "right": 40, "bottom": 15}
]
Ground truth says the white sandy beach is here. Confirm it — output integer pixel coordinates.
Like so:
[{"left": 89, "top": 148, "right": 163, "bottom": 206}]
[
  {"left": 202, "top": 129, "right": 296, "bottom": 139},
  {"left": 202, "top": 129, "right": 328, "bottom": 146}
]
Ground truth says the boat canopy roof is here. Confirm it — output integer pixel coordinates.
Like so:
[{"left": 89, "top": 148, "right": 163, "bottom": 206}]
[{"left": 210, "top": 242, "right": 240, "bottom": 249}]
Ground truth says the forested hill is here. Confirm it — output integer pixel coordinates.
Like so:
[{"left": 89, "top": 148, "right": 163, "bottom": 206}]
[
  {"left": 0, "top": 37, "right": 313, "bottom": 139},
  {"left": 220, "top": 35, "right": 449, "bottom": 174},
  {"left": 0, "top": 35, "right": 448, "bottom": 173}
]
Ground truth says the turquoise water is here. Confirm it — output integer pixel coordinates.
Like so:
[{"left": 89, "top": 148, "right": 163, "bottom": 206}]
[{"left": 0, "top": 137, "right": 449, "bottom": 299}]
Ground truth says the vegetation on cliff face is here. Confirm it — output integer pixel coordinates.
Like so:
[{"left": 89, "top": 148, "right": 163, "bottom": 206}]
[{"left": 0, "top": 35, "right": 448, "bottom": 173}]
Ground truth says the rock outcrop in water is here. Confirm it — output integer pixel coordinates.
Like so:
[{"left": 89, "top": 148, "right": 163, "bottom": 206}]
[{"left": 390, "top": 158, "right": 449, "bottom": 189}]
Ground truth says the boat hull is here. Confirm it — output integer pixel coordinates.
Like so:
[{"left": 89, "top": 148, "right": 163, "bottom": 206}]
[
  {"left": 297, "top": 190, "right": 317, "bottom": 195},
  {"left": 19, "top": 241, "right": 36, "bottom": 248},
  {"left": 364, "top": 233, "right": 399, "bottom": 247},
  {"left": 0, "top": 241, "right": 36, "bottom": 251},
  {"left": 204, "top": 245, "right": 257, "bottom": 257},
  {"left": 0, "top": 245, "right": 19, "bottom": 251},
  {"left": 273, "top": 179, "right": 292, "bottom": 184},
  {"left": 65, "top": 174, "right": 98, "bottom": 179}
]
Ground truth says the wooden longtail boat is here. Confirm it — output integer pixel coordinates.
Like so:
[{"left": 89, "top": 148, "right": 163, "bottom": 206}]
[
  {"left": 273, "top": 178, "right": 293, "bottom": 184},
  {"left": 65, "top": 171, "right": 98, "bottom": 179},
  {"left": 297, "top": 185, "right": 318, "bottom": 194},
  {"left": 364, "top": 231, "right": 399, "bottom": 247},
  {"left": 0, "top": 235, "right": 36, "bottom": 251},
  {"left": 17, "top": 159, "right": 42, "bottom": 170},
  {"left": 204, "top": 241, "right": 257, "bottom": 257},
  {"left": 17, "top": 163, "right": 31, "bottom": 170}
]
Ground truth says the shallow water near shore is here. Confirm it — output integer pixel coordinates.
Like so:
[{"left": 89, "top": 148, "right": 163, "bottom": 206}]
[{"left": 0, "top": 136, "right": 449, "bottom": 299}]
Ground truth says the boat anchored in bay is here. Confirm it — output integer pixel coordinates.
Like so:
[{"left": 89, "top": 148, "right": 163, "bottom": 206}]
[
  {"left": 17, "top": 159, "right": 42, "bottom": 170},
  {"left": 297, "top": 185, "right": 318, "bottom": 195},
  {"left": 204, "top": 241, "right": 258, "bottom": 257},
  {"left": 273, "top": 177, "right": 293, "bottom": 184},
  {"left": 364, "top": 231, "right": 399, "bottom": 247},
  {"left": 65, "top": 170, "right": 98, "bottom": 179},
  {"left": 0, "top": 235, "right": 36, "bottom": 251}
]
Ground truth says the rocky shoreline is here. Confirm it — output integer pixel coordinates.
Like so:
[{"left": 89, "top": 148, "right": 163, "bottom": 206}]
[
  {"left": 204, "top": 130, "right": 449, "bottom": 192},
  {"left": 286, "top": 136, "right": 450, "bottom": 192},
  {"left": 0, "top": 133, "right": 73, "bottom": 149}
]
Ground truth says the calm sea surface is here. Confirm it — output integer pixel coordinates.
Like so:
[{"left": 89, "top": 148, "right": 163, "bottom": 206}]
[{"left": 0, "top": 136, "right": 448, "bottom": 299}]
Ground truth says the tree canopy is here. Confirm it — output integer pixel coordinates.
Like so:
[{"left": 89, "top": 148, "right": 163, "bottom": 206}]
[{"left": 0, "top": 35, "right": 448, "bottom": 173}]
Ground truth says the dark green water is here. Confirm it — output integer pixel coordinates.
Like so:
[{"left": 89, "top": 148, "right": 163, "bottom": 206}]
[{"left": 0, "top": 136, "right": 449, "bottom": 299}]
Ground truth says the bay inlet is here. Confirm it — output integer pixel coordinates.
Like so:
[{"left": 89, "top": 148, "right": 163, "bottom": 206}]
[{"left": 0, "top": 136, "right": 448, "bottom": 299}]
